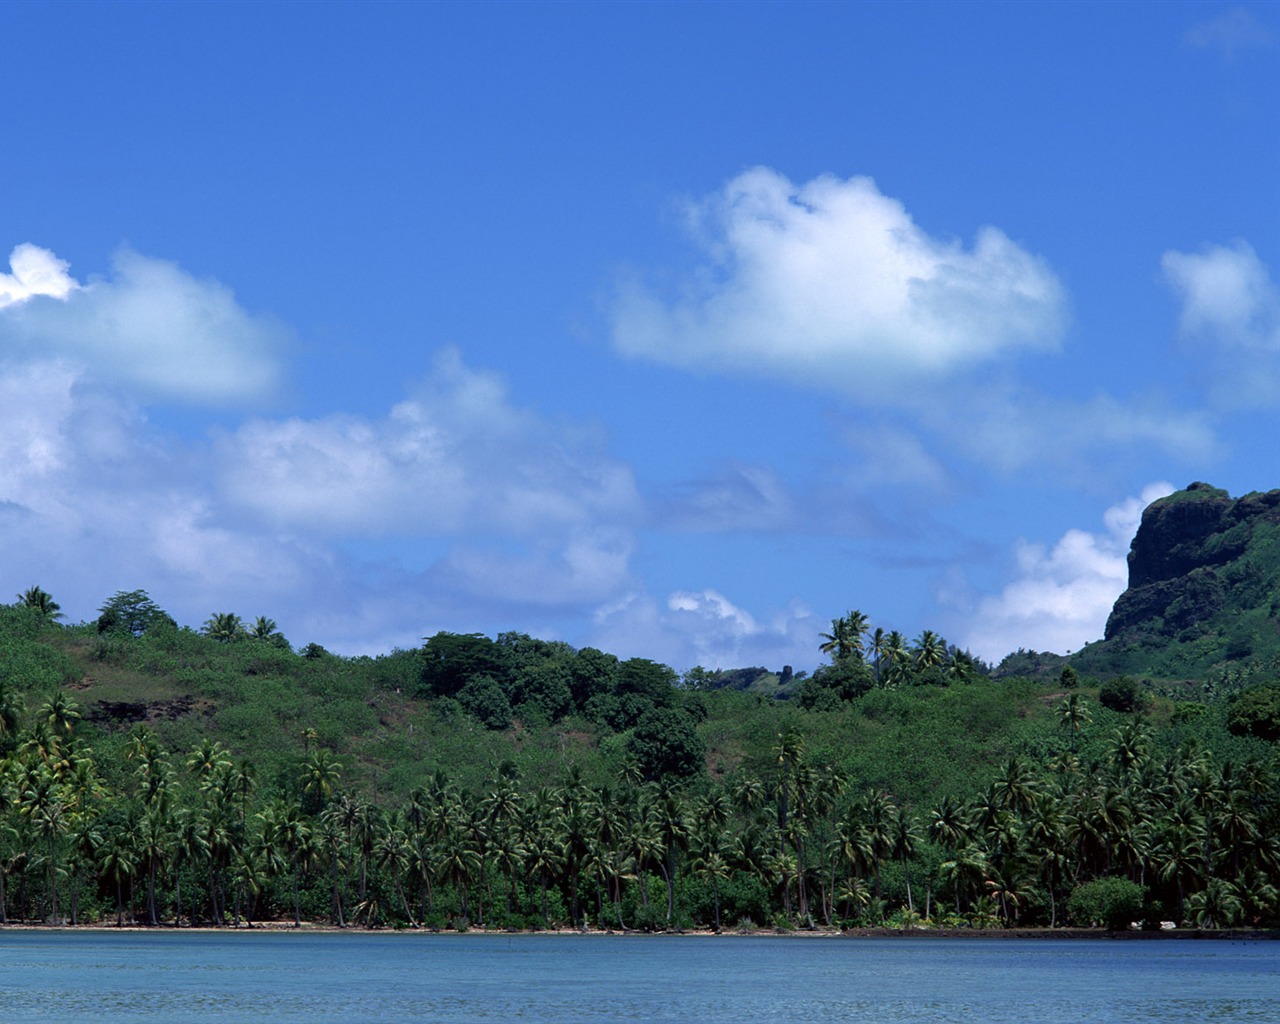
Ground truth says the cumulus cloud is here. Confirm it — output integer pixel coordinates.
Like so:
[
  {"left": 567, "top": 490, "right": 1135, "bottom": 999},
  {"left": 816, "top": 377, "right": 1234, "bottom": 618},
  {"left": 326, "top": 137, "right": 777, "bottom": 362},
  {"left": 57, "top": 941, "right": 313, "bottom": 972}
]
[
  {"left": 612, "top": 167, "right": 1067, "bottom": 397},
  {"left": 0, "top": 338, "right": 649, "bottom": 655},
  {"left": 1185, "top": 6, "right": 1275, "bottom": 60},
  {"left": 1162, "top": 240, "right": 1280, "bottom": 409},
  {"left": 218, "top": 348, "right": 640, "bottom": 537},
  {"left": 0, "top": 244, "right": 285, "bottom": 404},
  {"left": 0, "top": 244, "right": 78, "bottom": 306},
  {"left": 958, "top": 482, "right": 1175, "bottom": 663},
  {"left": 589, "top": 588, "right": 817, "bottom": 671}
]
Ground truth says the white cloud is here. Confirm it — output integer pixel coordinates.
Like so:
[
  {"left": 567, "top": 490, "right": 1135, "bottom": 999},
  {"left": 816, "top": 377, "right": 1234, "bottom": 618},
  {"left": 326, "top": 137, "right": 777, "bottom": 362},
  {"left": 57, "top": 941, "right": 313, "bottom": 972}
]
[
  {"left": 218, "top": 348, "right": 640, "bottom": 537},
  {"left": 1185, "top": 6, "right": 1275, "bottom": 60},
  {"left": 612, "top": 167, "right": 1067, "bottom": 397},
  {"left": 0, "top": 244, "right": 286, "bottom": 404},
  {"left": 958, "top": 482, "right": 1175, "bottom": 663},
  {"left": 589, "top": 588, "right": 817, "bottom": 671},
  {"left": 1162, "top": 240, "right": 1280, "bottom": 409},
  {"left": 0, "top": 340, "right": 647, "bottom": 656},
  {"left": 0, "top": 244, "right": 78, "bottom": 306}
]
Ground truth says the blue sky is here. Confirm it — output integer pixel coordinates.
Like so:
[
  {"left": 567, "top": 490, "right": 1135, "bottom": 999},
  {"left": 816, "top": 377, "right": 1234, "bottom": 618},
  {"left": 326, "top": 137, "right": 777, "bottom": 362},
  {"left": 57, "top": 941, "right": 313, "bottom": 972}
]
[{"left": 1, "top": 2, "right": 1277, "bottom": 672}]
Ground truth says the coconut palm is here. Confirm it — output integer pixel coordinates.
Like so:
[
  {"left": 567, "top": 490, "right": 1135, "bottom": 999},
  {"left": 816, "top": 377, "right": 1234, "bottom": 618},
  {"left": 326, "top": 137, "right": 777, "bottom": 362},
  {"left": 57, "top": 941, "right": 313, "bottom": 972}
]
[
  {"left": 202, "top": 612, "right": 244, "bottom": 642},
  {"left": 819, "top": 611, "right": 868, "bottom": 662},
  {"left": 248, "top": 616, "right": 283, "bottom": 642},
  {"left": 1186, "top": 877, "right": 1244, "bottom": 929},
  {"left": 1057, "top": 694, "right": 1092, "bottom": 753},
  {"left": 40, "top": 693, "right": 80, "bottom": 743},
  {"left": 18, "top": 586, "right": 62, "bottom": 621},
  {"left": 298, "top": 749, "right": 343, "bottom": 813},
  {"left": 97, "top": 831, "right": 140, "bottom": 927},
  {"left": 913, "top": 630, "right": 947, "bottom": 672},
  {"left": 19, "top": 765, "right": 72, "bottom": 924}
]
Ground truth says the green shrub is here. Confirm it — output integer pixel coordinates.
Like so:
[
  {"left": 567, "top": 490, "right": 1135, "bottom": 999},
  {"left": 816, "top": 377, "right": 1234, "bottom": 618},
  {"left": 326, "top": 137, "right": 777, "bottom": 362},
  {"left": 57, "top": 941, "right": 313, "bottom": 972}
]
[
  {"left": 1099, "top": 676, "right": 1148, "bottom": 713},
  {"left": 1226, "top": 683, "right": 1280, "bottom": 741},
  {"left": 1067, "top": 877, "right": 1144, "bottom": 928}
]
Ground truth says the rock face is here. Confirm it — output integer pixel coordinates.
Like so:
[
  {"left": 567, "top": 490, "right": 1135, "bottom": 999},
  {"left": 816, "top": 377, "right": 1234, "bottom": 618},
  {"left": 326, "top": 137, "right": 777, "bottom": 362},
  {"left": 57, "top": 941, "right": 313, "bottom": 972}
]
[{"left": 1104, "top": 483, "right": 1280, "bottom": 644}]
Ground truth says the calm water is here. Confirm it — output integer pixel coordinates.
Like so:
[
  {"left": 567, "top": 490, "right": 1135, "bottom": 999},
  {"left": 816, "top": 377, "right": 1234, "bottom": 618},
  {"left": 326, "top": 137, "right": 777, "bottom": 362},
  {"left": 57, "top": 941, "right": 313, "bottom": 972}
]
[{"left": 0, "top": 931, "right": 1276, "bottom": 1023}]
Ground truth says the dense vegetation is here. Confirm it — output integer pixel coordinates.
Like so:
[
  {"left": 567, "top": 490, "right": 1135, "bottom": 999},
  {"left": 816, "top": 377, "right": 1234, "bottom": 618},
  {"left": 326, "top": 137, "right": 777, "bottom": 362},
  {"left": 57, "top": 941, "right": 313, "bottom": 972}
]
[{"left": 0, "top": 587, "right": 1276, "bottom": 933}]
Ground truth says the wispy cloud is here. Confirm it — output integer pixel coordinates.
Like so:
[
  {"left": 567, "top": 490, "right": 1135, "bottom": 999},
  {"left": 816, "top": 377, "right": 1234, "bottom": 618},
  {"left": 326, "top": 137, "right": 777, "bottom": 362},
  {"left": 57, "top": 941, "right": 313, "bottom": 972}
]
[
  {"left": 0, "top": 244, "right": 286, "bottom": 405},
  {"left": 1162, "top": 240, "right": 1280, "bottom": 410},
  {"left": 1185, "top": 6, "right": 1276, "bottom": 61},
  {"left": 956, "top": 482, "right": 1175, "bottom": 663},
  {"left": 612, "top": 167, "right": 1067, "bottom": 399},
  {"left": 657, "top": 462, "right": 795, "bottom": 533}
]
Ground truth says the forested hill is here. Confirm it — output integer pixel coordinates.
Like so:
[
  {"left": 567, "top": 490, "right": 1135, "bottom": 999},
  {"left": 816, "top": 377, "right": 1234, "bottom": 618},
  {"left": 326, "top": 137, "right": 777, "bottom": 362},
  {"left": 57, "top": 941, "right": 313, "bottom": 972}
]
[{"left": 0, "top": 487, "right": 1277, "bottom": 932}]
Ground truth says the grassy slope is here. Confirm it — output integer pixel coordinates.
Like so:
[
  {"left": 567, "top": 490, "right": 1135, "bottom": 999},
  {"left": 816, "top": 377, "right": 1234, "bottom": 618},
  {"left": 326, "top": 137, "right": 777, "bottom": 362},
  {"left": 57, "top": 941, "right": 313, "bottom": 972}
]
[{"left": 5, "top": 607, "right": 1271, "bottom": 812}]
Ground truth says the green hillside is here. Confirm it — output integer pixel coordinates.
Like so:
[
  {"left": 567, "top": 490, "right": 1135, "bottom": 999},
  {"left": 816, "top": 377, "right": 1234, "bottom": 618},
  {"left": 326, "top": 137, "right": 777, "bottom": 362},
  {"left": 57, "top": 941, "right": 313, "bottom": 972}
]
[{"left": 0, "top": 577, "right": 1276, "bottom": 933}]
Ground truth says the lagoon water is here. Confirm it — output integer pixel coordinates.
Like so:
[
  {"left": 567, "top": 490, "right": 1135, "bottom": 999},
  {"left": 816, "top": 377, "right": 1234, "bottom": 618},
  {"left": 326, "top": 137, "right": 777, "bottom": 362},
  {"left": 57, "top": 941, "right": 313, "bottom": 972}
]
[{"left": 0, "top": 931, "right": 1276, "bottom": 1023}]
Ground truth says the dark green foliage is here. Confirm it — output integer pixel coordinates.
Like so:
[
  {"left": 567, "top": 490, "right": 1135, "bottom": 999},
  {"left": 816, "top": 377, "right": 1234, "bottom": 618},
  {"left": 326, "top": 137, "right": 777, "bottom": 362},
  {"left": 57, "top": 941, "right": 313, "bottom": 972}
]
[
  {"left": 626, "top": 706, "right": 705, "bottom": 781},
  {"left": 1067, "top": 877, "right": 1145, "bottom": 929},
  {"left": 1098, "top": 676, "right": 1148, "bottom": 713},
  {"left": 97, "top": 590, "right": 173, "bottom": 637},
  {"left": 1226, "top": 682, "right": 1280, "bottom": 741},
  {"left": 456, "top": 674, "right": 513, "bottom": 730},
  {"left": 419, "top": 632, "right": 510, "bottom": 698},
  {"left": 510, "top": 660, "right": 574, "bottom": 722},
  {"left": 798, "top": 659, "right": 874, "bottom": 708}
]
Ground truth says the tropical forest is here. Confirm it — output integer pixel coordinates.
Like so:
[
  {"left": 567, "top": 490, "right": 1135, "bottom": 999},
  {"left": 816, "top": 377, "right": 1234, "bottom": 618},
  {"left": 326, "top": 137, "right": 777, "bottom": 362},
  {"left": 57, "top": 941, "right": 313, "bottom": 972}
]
[{"left": 0, "top": 483, "right": 1277, "bottom": 933}]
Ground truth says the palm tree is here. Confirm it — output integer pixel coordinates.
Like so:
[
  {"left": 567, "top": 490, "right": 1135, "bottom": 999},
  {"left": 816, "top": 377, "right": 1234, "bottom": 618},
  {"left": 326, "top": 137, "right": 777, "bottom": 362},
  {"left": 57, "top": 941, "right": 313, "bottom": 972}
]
[
  {"left": 186, "top": 739, "right": 233, "bottom": 783},
  {"left": 315, "top": 807, "right": 349, "bottom": 927},
  {"left": 136, "top": 796, "right": 174, "bottom": 925},
  {"left": 21, "top": 766, "right": 69, "bottom": 923},
  {"left": 438, "top": 811, "right": 482, "bottom": 922},
  {"left": 913, "top": 630, "right": 947, "bottom": 672},
  {"left": 819, "top": 611, "right": 868, "bottom": 662},
  {"left": 298, "top": 750, "right": 343, "bottom": 813},
  {"left": 1057, "top": 694, "right": 1092, "bottom": 753},
  {"left": 18, "top": 586, "right": 62, "bottom": 621},
  {"left": 649, "top": 786, "right": 689, "bottom": 924},
  {"left": 248, "top": 616, "right": 282, "bottom": 642},
  {"left": 992, "top": 756, "right": 1040, "bottom": 816},
  {"left": 257, "top": 800, "right": 311, "bottom": 927},
  {"left": 867, "top": 628, "right": 888, "bottom": 684},
  {"left": 883, "top": 631, "right": 910, "bottom": 687},
  {"left": 691, "top": 841, "right": 732, "bottom": 931},
  {"left": 1186, "top": 877, "right": 1244, "bottom": 929},
  {"left": 375, "top": 815, "right": 419, "bottom": 927},
  {"left": 202, "top": 612, "right": 244, "bottom": 642},
  {"left": 0, "top": 684, "right": 24, "bottom": 749},
  {"left": 928, "top": 794, "right": 970, "bottom": 851},
  {"left": 940, "top": 843, "right": 991, "bottom": 916},
  {"left": 891, "top": 810, "right": 922, "bottom": 914},
  {"left": 98, "top": 831, "right": 140, "bottom": 927},
  {"left": 41, "top": 693, "right": 81, "bottom": 743}
]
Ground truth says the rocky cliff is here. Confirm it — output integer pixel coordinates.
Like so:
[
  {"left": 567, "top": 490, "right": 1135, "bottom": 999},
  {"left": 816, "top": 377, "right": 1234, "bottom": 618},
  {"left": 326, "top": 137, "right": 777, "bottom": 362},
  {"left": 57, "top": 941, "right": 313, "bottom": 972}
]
[{"left": 1093, "top": 482, "right": 1280, "bottom": 676}]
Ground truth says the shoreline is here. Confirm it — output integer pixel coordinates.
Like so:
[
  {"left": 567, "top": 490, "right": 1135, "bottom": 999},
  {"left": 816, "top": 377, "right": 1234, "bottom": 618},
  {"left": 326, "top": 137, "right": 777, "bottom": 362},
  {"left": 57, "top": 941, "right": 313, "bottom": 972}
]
[{"left": 3, "top": 922, "right": 1276, "bottom": 940}]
